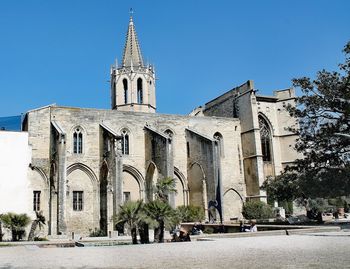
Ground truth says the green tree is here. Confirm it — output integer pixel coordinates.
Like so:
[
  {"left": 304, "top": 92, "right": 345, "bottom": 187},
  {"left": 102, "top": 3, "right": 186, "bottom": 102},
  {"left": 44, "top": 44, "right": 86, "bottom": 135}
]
[
  {"left": 1, "top": 213, "right": 31, "bottom": 241},
  {"left": 114, "top": 200, "right": 143, "bottom": 244},
  {"left": 28, "top": 211, "right": 46, "bottom": 241},
  {"left": 144, "top": 200, "right": 177, "bottom": 243},
  {"left": 154, "top": 177, "right": 177, "bottom": 203},
  {"left": 263, "top": 41, "right": 350, "bottom": 201}
]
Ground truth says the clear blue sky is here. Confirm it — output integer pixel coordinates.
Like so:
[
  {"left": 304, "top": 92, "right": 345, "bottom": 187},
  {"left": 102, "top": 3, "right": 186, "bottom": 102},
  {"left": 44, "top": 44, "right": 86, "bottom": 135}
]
[{"left": 0, "top": 0, "right": 349, "bottom": 116}]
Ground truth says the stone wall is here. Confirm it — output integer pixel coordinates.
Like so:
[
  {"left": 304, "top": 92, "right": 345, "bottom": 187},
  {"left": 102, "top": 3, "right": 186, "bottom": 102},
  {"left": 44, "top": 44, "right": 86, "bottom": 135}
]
[{"left": 26, "top": 105, "right": 244, "bottom": 235}]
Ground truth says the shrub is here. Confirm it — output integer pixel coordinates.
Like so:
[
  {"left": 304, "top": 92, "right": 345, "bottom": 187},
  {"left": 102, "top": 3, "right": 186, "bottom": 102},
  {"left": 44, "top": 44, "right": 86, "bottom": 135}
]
[
  {"left": 89, "top": 228, "right": 106, "bottom": 237},
  {"left": 176, "top": 205, "right": 205, "bottom": 223},
  {"left": 34, "top": 236, "right": 48, "bottom": 241},
  {"left": 0, "top": 213, "right": 30, "bottom": 241},
  {"left": 242, "top": 200, "right": 273, "bottom": 220}
]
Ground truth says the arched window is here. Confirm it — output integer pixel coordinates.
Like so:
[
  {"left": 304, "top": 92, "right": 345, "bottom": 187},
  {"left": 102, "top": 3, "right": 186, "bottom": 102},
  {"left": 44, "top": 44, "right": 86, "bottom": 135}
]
[
  {"left": 259, "top": 116, "right": 272, "bottom": 162},
  {"left": 123, "top": 79, "right": 128, "bottom": 104},
  {"left": 164, "top": 129, "right": 174, "bottom": 139},
  {"left": 73, "top": 127, "right": 83, "bottom": 154},
  {"left": 137, "top": 78, "right": 143, "bottom": 104},
  {"left": 214, "top": 132, "right": 224, "bottom": 157},
  {"left": 121, "top": 129, "right": 130, "bottom": 155}
]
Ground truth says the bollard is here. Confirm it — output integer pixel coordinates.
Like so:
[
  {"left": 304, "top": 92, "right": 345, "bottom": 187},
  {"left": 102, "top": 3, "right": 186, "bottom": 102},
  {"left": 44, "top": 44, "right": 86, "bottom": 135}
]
[
  {"left": 109, "top": 231, "right": 112, "bottom": 238},
  {"left": 72, "top": 232, "right": 74, "bottom": 240}
]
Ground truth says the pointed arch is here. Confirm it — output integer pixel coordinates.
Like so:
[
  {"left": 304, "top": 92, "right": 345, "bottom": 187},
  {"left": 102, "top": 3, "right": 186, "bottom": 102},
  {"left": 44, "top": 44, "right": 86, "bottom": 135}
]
[
  {"left": 258, "top": 114, "right": 273, "bottom": 162},
  {"left": 213, "top": 132, "right": 224, "bottom": 157},
  {"left": 188, "top": 162, "right": 207, "bottom": 213},
  {"left": 66, "top": 163, "right": 98, "bottom": 186},
  {"left": 223, "top": 188, "right": 244, "bottom": 220},
  {"left": 223, "top": 188, "right": 244, "bottom": 202},
  {"left": 66, "top": 163, "right": 97, "bottom": 235},
  {"left": 145, "top": 161, "right": 158, "bottom": 202},
  {"left": 174, "top": 167, "right": 188, "bottom": 206},
  {"left": 29, "top": 164, "right": 49, "bottom": 186},
  {"left": 122, "top": 164, "right": 145, "bottom": 202},
  {"left": 122, "top": 164, "right": 145, "bottom": 191}
]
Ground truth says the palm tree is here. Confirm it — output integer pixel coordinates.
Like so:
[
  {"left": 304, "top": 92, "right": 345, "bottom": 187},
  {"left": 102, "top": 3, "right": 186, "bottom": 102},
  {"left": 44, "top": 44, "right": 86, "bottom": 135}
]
[
  {"left": 1, "top": 213, "right": 30, "bottom": 241},
  {"left": 154, "top": 177, "right": 177, "bottom": 203},
  {"left": 114, "top": 200, "right": 143, "bottom": 244},
  {"left": 144, "top": 200, "right": 177, "bottom": 243},
  {"left": 28, "top": 211, "right": 46, "bottom": 241}
]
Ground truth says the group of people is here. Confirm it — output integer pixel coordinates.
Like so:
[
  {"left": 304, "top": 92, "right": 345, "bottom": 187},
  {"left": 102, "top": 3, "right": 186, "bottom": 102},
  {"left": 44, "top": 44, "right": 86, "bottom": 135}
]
[
  {"left": 171, "top": 220, "right": 257, "bottom": 242},
  {"left": 239, "top": 220, "right": 258, "bottom": 232}
]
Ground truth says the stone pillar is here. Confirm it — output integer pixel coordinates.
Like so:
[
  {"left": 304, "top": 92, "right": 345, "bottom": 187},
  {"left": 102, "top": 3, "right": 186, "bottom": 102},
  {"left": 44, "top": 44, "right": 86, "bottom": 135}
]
[
  {"left": 57, "top": 134, "right": 67, "bottom": 235},
  {"left": 113, "top": 138, "right": 123, "bottom": 228},
  {"left": 213, "top": 140, "right": 224, "bottom": 223},
  {"left": 107, "top": 179, "right": 114, "bottom": 233},
  {"left": 166, "top": 138, "right": 175, "bottom": 208},
  {"left": 49, "top": 186, "right": 58, "bottom": 235},
  {"left": 202, "top": 178, "right": 208, "bottom": 220}
]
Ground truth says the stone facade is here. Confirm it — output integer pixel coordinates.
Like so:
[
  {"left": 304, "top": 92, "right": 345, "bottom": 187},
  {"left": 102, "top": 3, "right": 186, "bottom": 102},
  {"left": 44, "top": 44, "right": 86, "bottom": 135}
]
[
  {"left": 192, "top": 80, "right": 300, "bottom": 200},
  {"left": 23, "top": 106, "right": 244, "bottom": 236},
  {"left": 16, "top": 16, "right": 299, "bottom": 238}
]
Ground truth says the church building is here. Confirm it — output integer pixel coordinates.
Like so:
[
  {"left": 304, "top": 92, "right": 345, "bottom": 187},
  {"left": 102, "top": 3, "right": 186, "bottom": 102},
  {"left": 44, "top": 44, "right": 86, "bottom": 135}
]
[{"left": 18, "top": 16, "right": 298, "bottom": 237}]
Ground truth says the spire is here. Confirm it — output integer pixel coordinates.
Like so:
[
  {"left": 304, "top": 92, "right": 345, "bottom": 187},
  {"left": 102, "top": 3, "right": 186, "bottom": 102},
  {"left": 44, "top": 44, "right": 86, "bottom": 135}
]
[{"left": 121, "top": 11, "right": 144, "bottom": 68}]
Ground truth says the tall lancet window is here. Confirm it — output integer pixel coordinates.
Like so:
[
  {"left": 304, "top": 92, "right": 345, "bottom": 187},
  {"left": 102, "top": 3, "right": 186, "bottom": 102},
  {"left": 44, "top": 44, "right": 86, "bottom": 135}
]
[
  {"left": 123, "top": 79, "right": 128, "bottom": 104},
  {"left": 121, "top": 129, "right": 130, "bottom": 155},
  {"left": 137, "top": 78, "right": 143, "bottom": 104},
  {"left": 214, "top": 132, "right": 224, "bottom": 157},
  {"left": 259, "top": 116, "right": 272, "bottom": 162},
  {"left": 73, "top": 127, "right": 83, "bottom": 154}
]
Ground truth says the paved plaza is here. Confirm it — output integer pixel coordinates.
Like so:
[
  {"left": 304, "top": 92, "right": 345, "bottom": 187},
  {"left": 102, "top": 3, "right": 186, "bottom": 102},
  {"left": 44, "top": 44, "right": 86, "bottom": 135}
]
[{"left": 1, "top": 233, "right": 350, "bottom": 269}]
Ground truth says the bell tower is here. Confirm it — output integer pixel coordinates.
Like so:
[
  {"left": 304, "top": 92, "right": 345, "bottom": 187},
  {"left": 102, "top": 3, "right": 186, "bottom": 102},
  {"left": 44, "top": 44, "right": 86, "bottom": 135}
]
[{"left": 111, "top": 15, "right": 156, "bottom": 113}]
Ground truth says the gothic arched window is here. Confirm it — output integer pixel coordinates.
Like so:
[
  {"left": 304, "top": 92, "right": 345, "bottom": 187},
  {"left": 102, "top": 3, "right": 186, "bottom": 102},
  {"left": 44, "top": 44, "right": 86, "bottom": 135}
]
[
  {"left": 73, "top": 127, "right": 83, "bottom": 154},
  {"left": 121, "top": 129, "right": 130, "bottom": 155},
  {"left": 137, "top": 78, "right": 143, "bottom": 104},
  {"left": 259, "top": 116, "right": 272, "bottom": 162},
  {"left": 214, "top": 132, "right": 224, "bottom": 157},
  {"left": 164, "top": 129, "right": 174, "bottom": 139},
  {"left": 123, "top": 79, "right": 128, "bottom": 104}
]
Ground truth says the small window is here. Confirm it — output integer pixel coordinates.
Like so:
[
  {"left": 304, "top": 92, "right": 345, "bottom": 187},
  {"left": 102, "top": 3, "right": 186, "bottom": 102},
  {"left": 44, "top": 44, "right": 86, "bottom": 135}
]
[
  {"left": 137, "top": 78, "right": 143, "bottom": 104},
  {"left": 186, "top": 142, "right": 190, "bottom": 158},
  {"left": 73, "top": 127, "right": 83, "bottom": 154},
  {"left": 73, "top": 191, "right": 83, "bottom": 211},
  {"left": 33, "top": 191, "right": 41, "bottom": 211},
  {"left": 123, "top": 192, "right": 131, "bottom": 203},
  {"left": 123, "top": 79, "right": 128, "bottom": 104},
  {"left": 121, "top": 129, "right": 129, "bottom": 155}
]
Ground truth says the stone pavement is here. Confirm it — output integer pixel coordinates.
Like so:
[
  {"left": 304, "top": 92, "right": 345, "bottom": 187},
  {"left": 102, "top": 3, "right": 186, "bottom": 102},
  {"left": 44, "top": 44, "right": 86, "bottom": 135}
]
[{"left": 1, "top": 233, "right": 350, "bottom": 269}]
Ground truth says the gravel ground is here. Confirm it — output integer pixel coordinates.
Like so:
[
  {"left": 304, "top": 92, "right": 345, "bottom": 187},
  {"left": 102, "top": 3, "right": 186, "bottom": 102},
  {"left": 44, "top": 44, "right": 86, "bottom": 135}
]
[{"left": 0, "top": 234, "right": 349, "bottom": 269}]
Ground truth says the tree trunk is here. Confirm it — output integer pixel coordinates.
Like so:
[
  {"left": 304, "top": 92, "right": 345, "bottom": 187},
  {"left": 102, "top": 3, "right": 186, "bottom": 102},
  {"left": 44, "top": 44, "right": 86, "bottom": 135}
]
[
  {"left": 139, "top": 223, "right": 149, "bottom": 244},
  {"left": 159, "top": 220, "right": 165, "bottom": 243},
  {"left": 28, "top": 220, "right": 38, "bottom": 241},
  {"left": 12, "top": 229, "right": 17, "bottom": 241},
  {"left": 131, "top": 227, "right": 138, "bottom": 244},
  {"left": 154, "top": 227, "right": 160, "bottom": 243}
]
